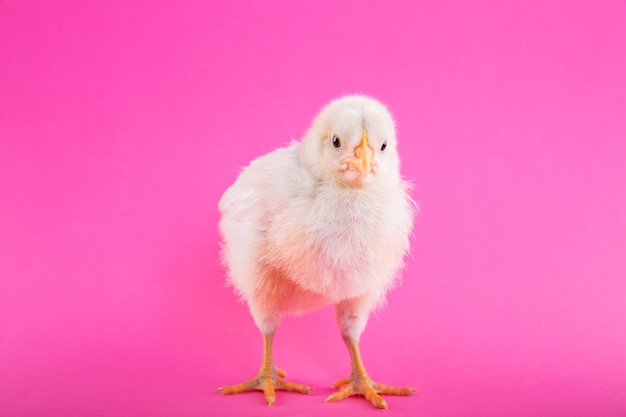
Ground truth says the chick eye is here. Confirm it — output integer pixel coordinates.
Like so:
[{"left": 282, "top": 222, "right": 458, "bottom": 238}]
[
  {"left": 381, "top": 140, "right": 388, "bottom": 151},
  {"left": 331, "top": 135, "right": 341, "bottom": 149}
]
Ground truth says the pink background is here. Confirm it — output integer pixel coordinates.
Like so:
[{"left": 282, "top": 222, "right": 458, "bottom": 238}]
[{"left": 1, "top": 1, "right": 625, "bottom": 416}]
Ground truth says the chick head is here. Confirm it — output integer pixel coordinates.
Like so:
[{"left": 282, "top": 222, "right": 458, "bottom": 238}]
[{"left": 302, "top": 95, "right": 400, "bottom": 187}]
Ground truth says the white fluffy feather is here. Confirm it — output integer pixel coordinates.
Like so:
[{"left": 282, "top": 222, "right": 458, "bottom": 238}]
[{"left": 219, "top": 95, "right": 414, "bottom": 337}]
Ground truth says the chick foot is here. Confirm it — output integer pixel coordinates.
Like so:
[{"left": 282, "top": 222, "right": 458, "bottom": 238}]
[
  {"left": 327, "top": 334, "right": 416, "bottom": 409},
  {"left": 325, "top": 374, "right": 416, "bottom": 409},
  {"left": 218, "top": 367, "right": 312, "bottom": 406}
]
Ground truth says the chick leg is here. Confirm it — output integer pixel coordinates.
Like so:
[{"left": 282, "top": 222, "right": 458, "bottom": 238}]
[
  {"left": 217, "top": 332, "right": 313, "bottom": 406},
  {"left": 326, "top": 298, "right": 416, "bottom": 409}
]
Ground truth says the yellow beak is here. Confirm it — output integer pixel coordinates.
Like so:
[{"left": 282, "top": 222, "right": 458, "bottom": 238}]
[{"left": 342, "top": 129, "right": 373, "bottom": 176}]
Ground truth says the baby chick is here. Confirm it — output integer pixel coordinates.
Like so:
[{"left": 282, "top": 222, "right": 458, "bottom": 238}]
[{"left": 217, "top": 95, "right": 416, "bottom": 409}]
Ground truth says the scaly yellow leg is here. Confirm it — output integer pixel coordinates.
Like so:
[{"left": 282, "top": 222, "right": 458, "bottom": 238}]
[
  {"left": 217, "top": 333, "right": 312, "bottom": 406},
  {"left": 325, "top": 336, "right": 416, "bottom": 409}
]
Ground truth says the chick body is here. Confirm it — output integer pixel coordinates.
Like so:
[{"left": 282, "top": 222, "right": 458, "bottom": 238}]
[{"left": 218, "top": 95, "right": 416, "bottom": 408}]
